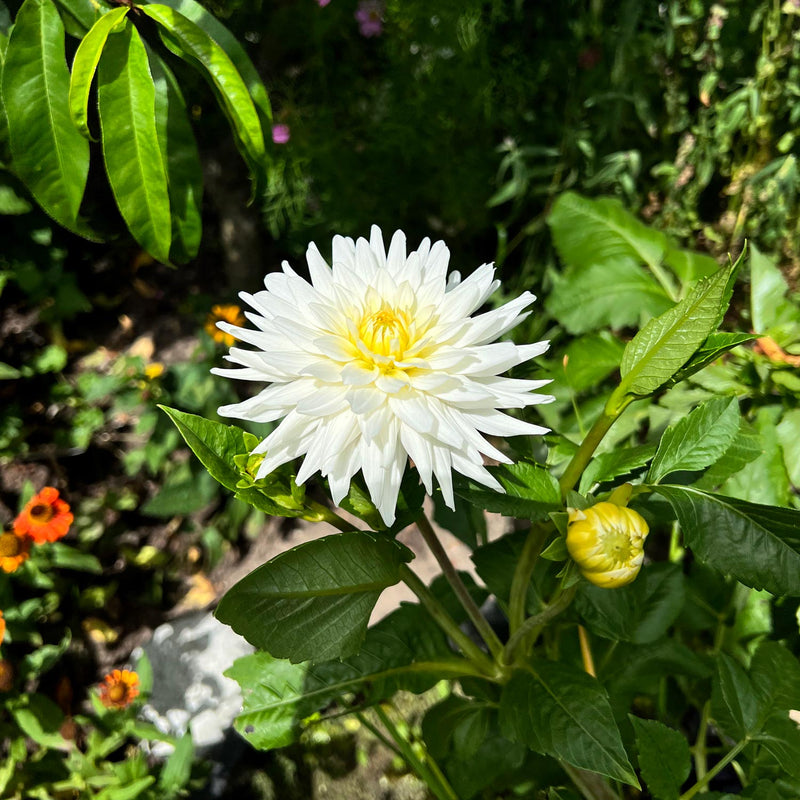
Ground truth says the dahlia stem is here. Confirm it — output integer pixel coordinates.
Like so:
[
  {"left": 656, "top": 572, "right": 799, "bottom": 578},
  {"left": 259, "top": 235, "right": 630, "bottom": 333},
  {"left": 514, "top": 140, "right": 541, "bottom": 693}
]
[
  {"left": 399, "top": 565, "right": 497, "bottom": 676},
  {"left": 415, "top": 513, "right": 504, "bottom": 661},
  {"left": 304, "top": 499, "right": 354, "bottom": 532},
  {"left": 508, "top": 523, "right": 549, "bottom": 635},
  {"left": 501, "top": 584, "right": 577, "bottom": 665}
]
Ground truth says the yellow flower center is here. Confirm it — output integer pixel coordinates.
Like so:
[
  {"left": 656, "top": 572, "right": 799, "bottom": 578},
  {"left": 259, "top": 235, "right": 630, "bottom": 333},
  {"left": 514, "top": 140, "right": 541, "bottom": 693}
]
[
  {"left": 0, "top": 533, "right": 20, "bottom": 558},
  {"left": 358, "top": 307, "right": 411, "bottom": 360},
  {"left": 29, "top": 503, "right": 54, "bottom": 524},
  {"left": 108, "top": 684, "right": 127, "bottom": 703},
  {"left": 599, "top": 526, "right": 635, "bottom": 567}
]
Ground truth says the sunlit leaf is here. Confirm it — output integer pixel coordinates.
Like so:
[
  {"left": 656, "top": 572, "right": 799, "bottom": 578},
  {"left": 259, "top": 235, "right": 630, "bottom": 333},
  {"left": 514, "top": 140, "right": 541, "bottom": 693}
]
[{"left": 97, "top": 22, "right": 171, "bottom": 262}]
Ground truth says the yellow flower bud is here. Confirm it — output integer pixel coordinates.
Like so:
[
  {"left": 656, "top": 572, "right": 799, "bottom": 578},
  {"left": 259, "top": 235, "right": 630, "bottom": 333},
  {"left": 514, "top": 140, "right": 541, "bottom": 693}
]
[{"left": 566, "top": 502, "right": 649, "bottom": 589}]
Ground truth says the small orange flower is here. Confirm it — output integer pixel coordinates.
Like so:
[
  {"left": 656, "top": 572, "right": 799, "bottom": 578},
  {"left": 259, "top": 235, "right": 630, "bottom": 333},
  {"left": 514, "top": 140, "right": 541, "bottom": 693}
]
[
  {"left": 98, "top": 669, "right": 139, "bottom": 709},
  {"left": 13, "top": 487, "right": 73, "bottom": 544},
  {"left": 0, "top": 610, "right": 5, "bottom": 645},
  {"left": 0, "top": 531, "right": 31, "bottom": 573},
  {"left": 205, "top": 304, "right": 245, "bottom": 347}
]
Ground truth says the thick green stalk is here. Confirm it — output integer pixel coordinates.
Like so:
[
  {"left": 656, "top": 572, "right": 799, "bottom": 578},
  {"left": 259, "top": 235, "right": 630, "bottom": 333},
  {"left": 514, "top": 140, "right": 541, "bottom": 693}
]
[
  {"left": 558, "top": 411, "right": 619, "bottom": 498},
  {"left": 304, "top": 499, "right": 354, "bottom": 531},
  {"left": 399, "top": 564, "right": 497, "bottom": 676},
  {"left": 680, "top": 738, "right": 749, "bottom": 800},
  {"left": 508, "top": 523, "right": 549, "bottom": 634},
  {"left": 501, "top": 584, "right": 577, "bottom": 665},
  {"left": 373, "top": 704, "right": 459, "bottom": 800},
  {"left": 415, "top": 513, "right": 504, "bottom": 661}
]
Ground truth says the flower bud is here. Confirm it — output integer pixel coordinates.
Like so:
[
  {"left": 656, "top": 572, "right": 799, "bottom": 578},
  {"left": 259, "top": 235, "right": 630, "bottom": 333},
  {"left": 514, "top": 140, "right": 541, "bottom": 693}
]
[{"left": 566, "top": 502, "right": 649, "bottom": 588}]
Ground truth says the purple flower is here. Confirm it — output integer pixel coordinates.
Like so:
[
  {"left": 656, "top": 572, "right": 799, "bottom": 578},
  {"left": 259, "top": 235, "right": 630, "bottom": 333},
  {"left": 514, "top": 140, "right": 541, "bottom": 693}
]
[
  {"left": 355, "top": 0, "right": 383, "bottom": 37},
  {"left": 271, "top": 124, "right": 291, "bottom": 145},
  {"left": 317, "top": 0, "right": 331, "bottom": 6}
]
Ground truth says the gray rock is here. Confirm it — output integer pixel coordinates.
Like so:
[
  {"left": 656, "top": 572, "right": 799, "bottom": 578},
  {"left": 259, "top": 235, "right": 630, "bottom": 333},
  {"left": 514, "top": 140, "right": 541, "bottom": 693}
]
[{"left": 136, "top": 610, "right": 253, "bottom": 755}]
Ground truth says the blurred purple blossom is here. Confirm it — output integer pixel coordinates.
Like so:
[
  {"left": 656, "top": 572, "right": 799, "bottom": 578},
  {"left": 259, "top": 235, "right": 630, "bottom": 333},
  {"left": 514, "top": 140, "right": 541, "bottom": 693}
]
[
  {"left": 271, "top": 124, "right": 291, "bottom": 145},
  {"left": 355, "top": 0, "right": 383, "bottom": 37},
  {"left": 317, "top": 0, "right": 331, "bottom": 6}
]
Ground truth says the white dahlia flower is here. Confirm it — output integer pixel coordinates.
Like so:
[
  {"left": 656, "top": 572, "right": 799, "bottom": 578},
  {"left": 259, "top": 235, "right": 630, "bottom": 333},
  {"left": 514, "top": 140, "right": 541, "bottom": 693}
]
[{"left": 213, "top": 227, "right": 553, "bottom": 525}]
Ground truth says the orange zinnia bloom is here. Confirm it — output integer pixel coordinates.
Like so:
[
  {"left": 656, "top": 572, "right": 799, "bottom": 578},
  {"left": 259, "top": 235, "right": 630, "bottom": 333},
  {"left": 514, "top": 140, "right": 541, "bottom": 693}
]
[
  {"left": 0, "top": 530, "right": 31, "bottom": 573},
  {"left": 13, "top": 487, "right": 73, "bottom": 544},
  {"left": 205, "top": 304, "right": 245, "bottom": 347},
  {"left": 98, "top": 669, "right": 139, "bottom": 709}
]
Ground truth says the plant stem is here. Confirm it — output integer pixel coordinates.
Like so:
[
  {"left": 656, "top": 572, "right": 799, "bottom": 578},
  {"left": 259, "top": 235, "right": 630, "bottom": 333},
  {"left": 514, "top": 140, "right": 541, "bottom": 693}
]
[
  {"left": 501, "top": 584, "right": 577, "bottom": 665},
  {"left": 415, "top": 513, "right": 504, "bottom": 661},
  {"left": 373, "top": 704, "right": 459, "bottom": 800},
  {"left": 399, "top": 565, "right": 497, "bottom": 676},
  {"left": 305, "top": 499, "right": 355, "bottom": 531},
  {"left": 680, "top": 738, "right": 749, "bottom": 800},
  {"left": 578, "top": 625, "right": 596, "bottom": 677},
  {"left": 558, "top": 411, "right": 619, "bottom": 498},
  {"left": 508, "top": 523, "right": 549, "bottom": 634}
]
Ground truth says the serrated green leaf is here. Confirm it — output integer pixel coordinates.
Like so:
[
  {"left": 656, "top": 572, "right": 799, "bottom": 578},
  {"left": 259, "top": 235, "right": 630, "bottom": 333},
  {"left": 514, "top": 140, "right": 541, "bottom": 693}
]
[
  {"left": 98, "top": 22, "right": 172, "bottom": 262},
  {"left": 756, "top": 715, "right": 800, "bottom": 779},
  {"left": 3, "top": 0, "right": 92, "bottom": 236},
  {"left": 499, "top": 662, "right": 638, "bottom": 786},
  {"left": 422, "top": 695, "right": 491, "bottom": 761},
  {"left": 226, "top": 604, "right": 459, "bottom": 749},
  {"left": 663, "top": 331, "right": 757, "bottom": 389},
  {"left": 654, "top": 485, "right": 800, "bottom": 596},
  {"left": 619, "top": 264, "right": 734, "bottom": 396},
  {"left": 455, "top": 461, "right": 561, "bottom": 520},
  {"left": 579, "top": 444, "right": 656, "bottom": 492},
  {"left": 149, "top": 49, "right": 202, "bottom": 263},
  {"left": 694, "top": 422, "right": 763, "bottom": 491},
  {"left": 548, "top": 192, "right": 668, "bottom": 271},
  {"left": 648, "top": 396, "right": 740, "bottom": 483},
  {"left": 139, "top": 4, "right": 266, "bottom": 191},
  {"left": 216, "top": 532, "right": 413, "bottom": 663},
  {"left": 630, "top": 717, "right": 691, "bottom": 800},
  {"left": 68, "top": 6, "right": 129, "bottom": 141},
  {"left": 546, "top": 259, "right": 672, "bottom": 334},
  {"left": 576, "top": 563, "right": 686, "bottom": 645},
  {"left": 663, "top": 247, "right": 719, "bottom": 283},
  {"left": 750, "top": 242, "right": 797, "bottom": 333}
]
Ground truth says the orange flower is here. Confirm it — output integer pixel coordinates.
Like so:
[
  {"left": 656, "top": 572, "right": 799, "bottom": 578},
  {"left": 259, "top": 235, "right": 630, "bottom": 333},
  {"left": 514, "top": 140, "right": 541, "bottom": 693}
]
[
  {"left": 13, "top": 487, "right": 73, "bottom": 544},
  {"left": 0, "top": 610, "right": 5, "bottom": 645},
  {"left": 205, "top": 304, "right": 245, "bottom": 347},
  {"left": 98, "top": 669, "right": 139, "bottom": 709},
  {"left": 0, "top": 530, "right": 31, "bottom": 573}
]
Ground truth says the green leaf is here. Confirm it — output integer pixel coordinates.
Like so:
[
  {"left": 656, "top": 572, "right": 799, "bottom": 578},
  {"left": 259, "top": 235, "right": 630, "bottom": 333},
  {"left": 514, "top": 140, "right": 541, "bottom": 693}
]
[
  {"left": 619, "top": 264, "right": 734, "bottom": 396},
  {"left": 455, "top": 461, "right": 562, "bottom": 520},
  {"left": 52, "top": 0, "right": 101, "bottom": 34},
  {"left": 215, "top": 532, "right": 413, "bottom": 663},
  {"left": 157, "top": 732, "right": 193, "bottom": 795},
  {"left": 226, "top": 603, "right": 459, "bottom": 749},
  {"left": 663, "top": 247, "right": 719, "bottom": 283},
  {"left": 546, "top": 259, "right": 672, "bottom": 334},
  {"left": 138, "top": 0, "right": 271, "bottom": 126},
  {"left": 576, "top": 563, "right": 686, "bottom": 645},
  {"left": 750, "top": 242, "right": 797, "bottom": 333},
  {"left": 756, "top": 715, "right": 800, "bottom": 779},
  {"left": 548, "top": 192, "right": 668, "bottom": 272},
  {"left": 159, "top": 406, "right": 247, "bottom": 491},
  {"left": 776, "top": 409, "right": 800, "bottom": 488},
  {"left": 42, "top": 542, "right": 102, "bottom": 573},
  {"left": 141, "top": 465, "right": 217, "bottom": 516},
  {"left": 8, "top": 693, "right": 68, "bottom": 750},
  {"left": 648, "top": 396, "right": 740, "bottom": 483},
  {"left": 654, "top": 485, "right": 800, "bottom": 596},
  {"left": 423, "top": 695, "right": 491, "bottom": 761},
  {"left": 562, "top": 332, "right": 626, "bottom": 393},
  {"left": 149, "top": 49, "right": 202, "bottom": 263},
  {"left": 3, "top": 0, "right": 92, "bottom": 236},
  {"left": 630, "top": 717, "right": 691, "bottom": 800},
  {"left": 139, "top": 4, "right": 266, "bottom": 190},
  {"left": 68, "top": 6, "right": 129, "bottom": 141},
  {"left": 98, "top": 22, "right": 172, "bottom": 263},
  {"left": 693, "top": 422, "right": 763, "bottom": 491},
  {"left": 663, "top": 331, "right": 757, "bottom": 389},
  {"left": 579, "top": 444, "right": 656, "bottom": 492},
  {"left": 499, "top": 662, "right": 638, "bottom": 786}
]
